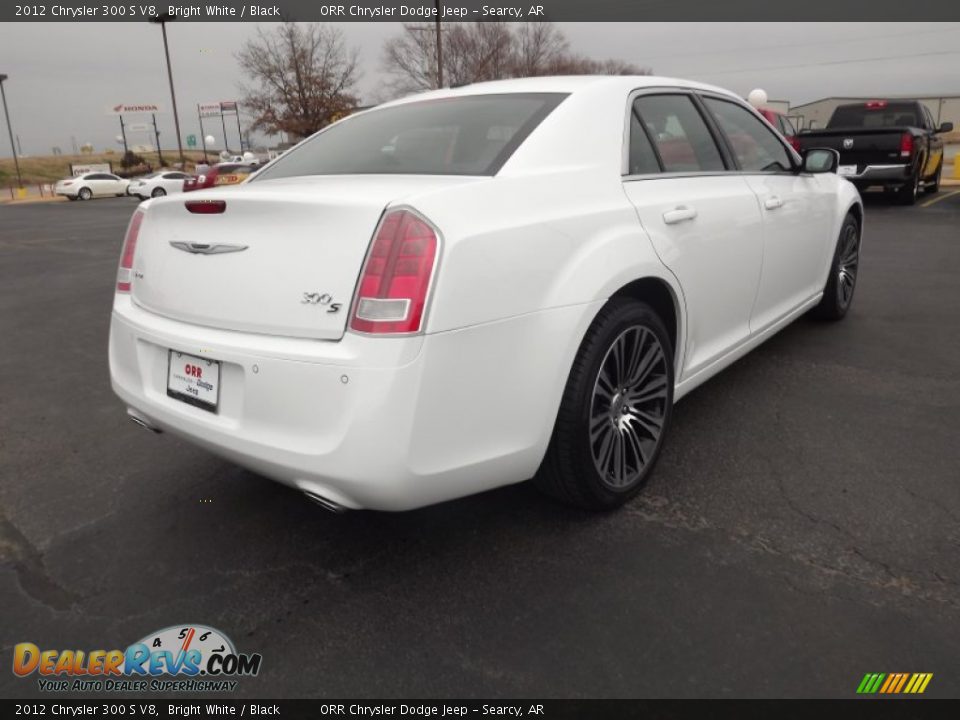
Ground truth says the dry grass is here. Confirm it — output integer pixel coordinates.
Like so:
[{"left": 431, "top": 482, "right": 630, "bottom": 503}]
[{"left": 0, "top": 150, "right": 212, "bottom": 186}]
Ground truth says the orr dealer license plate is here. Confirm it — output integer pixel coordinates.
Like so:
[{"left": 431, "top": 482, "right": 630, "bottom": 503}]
[{"left": 167, "top": 350, "right": 220, "bottom": 411}]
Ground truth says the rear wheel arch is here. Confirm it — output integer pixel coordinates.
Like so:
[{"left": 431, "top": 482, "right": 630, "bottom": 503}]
[{"left": 608, "top": 277, "right": 681, "bottom": 368}]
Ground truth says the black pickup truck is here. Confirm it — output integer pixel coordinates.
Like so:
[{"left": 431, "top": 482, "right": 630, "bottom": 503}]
[{"left": 797, "top": 100, "right": 953, "bottom": 205}]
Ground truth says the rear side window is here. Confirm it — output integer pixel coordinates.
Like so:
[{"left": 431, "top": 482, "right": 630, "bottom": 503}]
[
  {"left": 632, "top": 95, "right": 725, "bottom": 173},
  {"left": 703, "top": 98, "right": 792, "bottom": 172},
  {"left": 628, "top": 109, "right": 662, "bottom": 175},
  {"left": 253, "top": 93, "right": 568, "bottom": 181}
]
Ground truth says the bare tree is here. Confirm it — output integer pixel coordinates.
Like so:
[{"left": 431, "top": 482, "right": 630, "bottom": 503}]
[
  {"left": 381, "top": 22, "right": 650, "bottom": 99},
  {"left": 444, "top": 22, "right": 515, "bottom": 86},
  {"left": 543, "top": 55, "right": 650, "bottom": 76},
  {"left": 238, "top": 23, "right": 360, "bottom": 139},
  {"left": 513, "top": 22, "right": 569, "bottom": 77},
  {"left": 381, "top": 23, "right": 439, "bottom": 96}
]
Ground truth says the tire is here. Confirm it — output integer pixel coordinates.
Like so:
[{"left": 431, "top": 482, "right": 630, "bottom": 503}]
[
  {"left": 897, "top": 171, "right": 919, "bottom": 205},
  {"left": 924, "top": 162, "right": 942, "bottom": 195},
  {"left": 151, "top": 187, "right": 167, "bottom": 198},
  {"left": 67, "top": 196, "right": 77, "bottom": 202},
  {"left": 536, "top": 297, "right": 674, "bottom": 510},
  {"left": 812, "top": 214, "right": 860, "bottom": 321},
  {"left": 77, "top": 187, "right": 92, "bottom": 201}
]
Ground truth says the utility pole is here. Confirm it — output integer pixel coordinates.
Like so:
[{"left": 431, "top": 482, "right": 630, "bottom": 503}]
[
  {"left": 197, "top": 105, "right": 209, "bottom": 164},
  {"left": 118, "top": 115, "right": 129, "bottom": 155},
  {"left": 0, "top": 73, "right": 23, "bottom": 188},
  {"left": 151, "top": 14, "right": 185, "bottom": 167},
  {"left": 435, "top": 1, "right": 443, "bottom": 88},
  {"left": 152, "top": 114, "right": 165, "bottom": 166}
]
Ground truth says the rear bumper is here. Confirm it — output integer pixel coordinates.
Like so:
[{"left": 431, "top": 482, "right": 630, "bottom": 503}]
[
  {"left": 844, "top": 163, "right": 911, "bottom": 186},
  {"left": 109, "top": 296, "right": 600, "bottom": 510}
]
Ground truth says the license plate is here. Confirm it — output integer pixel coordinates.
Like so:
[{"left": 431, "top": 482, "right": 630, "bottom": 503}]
[
  {"left": 167, "top": 350, "right": 220, "bottom": 411},
  {"left": 838, "top": 165, "right": 858, "bottom": 176}
]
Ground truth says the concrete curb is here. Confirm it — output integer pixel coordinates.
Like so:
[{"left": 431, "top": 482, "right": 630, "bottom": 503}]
[{"left": 0, "top": 195, "right": 68, "bottom": 206}]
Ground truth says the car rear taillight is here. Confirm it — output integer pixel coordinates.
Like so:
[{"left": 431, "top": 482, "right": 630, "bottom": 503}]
[
  {"left": 865, "top": 100, "right": 888, "bottom": 109},
  {"left": 350, "top": 209, "right": 438, "bottom": 335},
  {"left": 900, "top": 132, "right": 914, "bottom": 158},
  {"left": 116, "top": 211, "right": 144, "bottom": 292}
]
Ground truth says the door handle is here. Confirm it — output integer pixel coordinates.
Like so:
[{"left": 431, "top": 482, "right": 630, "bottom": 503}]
[
  {"left": 764, "top": 196, "right": 783, "bottom": 210},
  {"left": 662, "top": 206, "right": 698, "bottom": 225}
]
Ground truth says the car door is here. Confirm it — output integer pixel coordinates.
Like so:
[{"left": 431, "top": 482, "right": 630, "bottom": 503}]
[
  {"left": 922, "top": 105, "right": 943, "bottom": 178},
  {"left": 700, "top": 95, "right": 834, "bottom": 333},
  {"left": 621, "top": 91, "right": 765, "bottom": 381},
  {"left": 83, "top": 174, "right": 105, "bottom": 196},
  {"left": 89, "top": 173, "right": 114, "bottom": 196},
  {"left": 105, "top": 174, "right": 125, "bottom": 195},
  {"left": 162, "top": 172, "right": 186, "bottom": 193}
]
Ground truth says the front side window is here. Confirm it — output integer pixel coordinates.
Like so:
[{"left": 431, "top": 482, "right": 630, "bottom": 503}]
[
  {"left": 632, "top": 94, "right": 725, "bottom": 173},
  {"left": 253, "top": 93, "right": 568, "bottom": 181},
  {"left": 703, "top": 98, "right": 793, "bottom": 172}
]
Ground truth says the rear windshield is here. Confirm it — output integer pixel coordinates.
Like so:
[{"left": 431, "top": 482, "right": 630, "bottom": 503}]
[
  {"left": 828, "top": 103, "right": 920, "bottom": 129},
  {"left": 252, "top": 93, "right": 568, "bottom": 181}
]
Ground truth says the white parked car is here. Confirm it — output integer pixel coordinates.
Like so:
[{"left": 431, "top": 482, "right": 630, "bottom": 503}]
[
  {"left": 109, "top": 76, "right": 862, "bottom": 512},
  {"left": 56, "top": 172, "right": 130, "bottom": 200},
  {"left": 127, "top": 170, "right": 191, "bottom": 200}
]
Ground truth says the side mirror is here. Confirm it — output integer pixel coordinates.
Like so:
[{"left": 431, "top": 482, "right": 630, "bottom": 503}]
[
  {"left": 937, "top": 122, "right": 954, "bottom": 134},
  {"left": 802, "top": 148, "right": 839, "bottom": 174}
]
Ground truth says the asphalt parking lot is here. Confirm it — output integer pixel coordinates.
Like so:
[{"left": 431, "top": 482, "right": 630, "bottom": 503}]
[{"left": 1, "top": 191, "right": 959, "bottom": 699}]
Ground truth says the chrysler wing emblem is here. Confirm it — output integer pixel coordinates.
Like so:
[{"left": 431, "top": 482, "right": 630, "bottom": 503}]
[
  {"left": 170, "top": 241, "right": 248, "bottom": 255},
  {"left": 843, "top": 138, "right": 854, "bottom": 150}
]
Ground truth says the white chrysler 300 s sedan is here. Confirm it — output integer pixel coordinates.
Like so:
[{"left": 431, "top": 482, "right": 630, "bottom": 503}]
[{"left": 109, "top": 76, "right": 863, "bottom": 512}]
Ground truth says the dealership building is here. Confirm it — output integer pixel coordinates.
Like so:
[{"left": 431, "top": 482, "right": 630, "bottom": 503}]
[{"left": 785, "top": 94, "right": 960, "bottom": 130}]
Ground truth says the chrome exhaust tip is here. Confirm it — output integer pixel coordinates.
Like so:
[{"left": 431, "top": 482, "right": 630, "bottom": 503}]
[
  {"left": 128, "top": 411, "right": 162, "bottom": 434},
  {"left": 303, "top": 491, "right": 347, "bottom": 513}
]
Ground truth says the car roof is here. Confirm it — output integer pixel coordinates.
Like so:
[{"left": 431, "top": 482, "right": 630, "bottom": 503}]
[{"left": 378, "top": 75, "right": 741, "bottom": 108}]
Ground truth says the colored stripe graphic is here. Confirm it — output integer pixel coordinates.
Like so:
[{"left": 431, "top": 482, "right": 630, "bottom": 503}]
[{"left": 857, "top": 672, "right": 932, "bottom": 694}]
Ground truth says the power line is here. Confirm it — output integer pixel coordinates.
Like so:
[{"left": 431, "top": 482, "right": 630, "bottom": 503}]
[
  {"left": 644, "top": 26, "right": 954, "bottom": 63},
  {"left": 688, "top": 49, "right": 960, "bottom": 78}
]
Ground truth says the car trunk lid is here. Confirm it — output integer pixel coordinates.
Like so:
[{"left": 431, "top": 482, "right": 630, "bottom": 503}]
[{"left": 130, "top": 175, "right": 479, "bottom": 340}]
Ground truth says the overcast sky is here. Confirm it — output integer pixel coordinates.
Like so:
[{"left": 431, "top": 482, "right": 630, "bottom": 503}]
[{"left": 1, "top": 21, "right": 958, "bottom": 156}]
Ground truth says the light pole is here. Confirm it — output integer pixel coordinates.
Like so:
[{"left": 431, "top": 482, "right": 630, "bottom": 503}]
[
  {"left": 150, "top": 14, "right": 186, "bottom": 167},
  {"left": 0, "top": 74, "right": 23, "bottom": 188}
]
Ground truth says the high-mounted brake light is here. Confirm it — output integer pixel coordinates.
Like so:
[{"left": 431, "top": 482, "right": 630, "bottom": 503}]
[
  {"left": 116, "top": 211, "right": 144, "bottom": 292},
  {"left": 865, "top": 100, "right": 888, "bottom": 109},
  {"left": 185, "top": 200, "right": 226, "bottom": 214},
  {"left": 350, "top": 209, "right": 438, "bottom": 335},
  {"left": 900, "top": 132, "right": 914, "bottom": 158}
]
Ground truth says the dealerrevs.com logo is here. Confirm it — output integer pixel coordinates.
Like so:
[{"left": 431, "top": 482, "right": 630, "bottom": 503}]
[{"left": 12, "top": 625, "right": 262, "bottom": 693}]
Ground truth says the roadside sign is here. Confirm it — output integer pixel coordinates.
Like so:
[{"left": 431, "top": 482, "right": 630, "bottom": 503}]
[
  {"left": 187, "top": 134, "right": 197, "bottom": 148},
  {"left": 69, "top": 162, "right": 112, "bottom": 176},
  {"left": 107, "top": 103, "right": 162, "bottom": 115},
  {"left": 199, "top": 103, "right": 222, "bottom": 117},
  {"left": 220, "top": 101, "right": 238, "bottom": 112},
  {"left": 127, "top": 123, "right": 150, "bottom": 132}
]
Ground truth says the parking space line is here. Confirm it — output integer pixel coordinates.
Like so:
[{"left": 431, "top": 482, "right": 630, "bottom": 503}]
[{"left": 919, "top": 189, "right": 960, "bottom": 208}]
